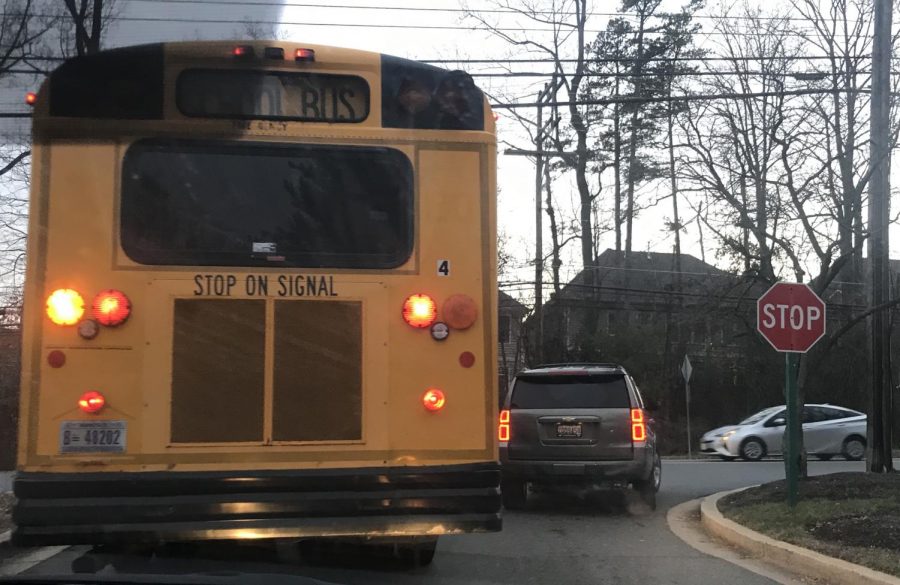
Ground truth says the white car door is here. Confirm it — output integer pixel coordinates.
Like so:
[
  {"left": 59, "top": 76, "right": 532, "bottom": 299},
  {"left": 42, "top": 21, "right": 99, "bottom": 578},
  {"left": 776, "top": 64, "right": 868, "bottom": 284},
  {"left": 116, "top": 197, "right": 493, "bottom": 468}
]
[
  {"left": 802, "top": 406, "right": 832, "bottom": 453},
  {"left": 758, "top": 409, "right": 787, "bottom": 455}
]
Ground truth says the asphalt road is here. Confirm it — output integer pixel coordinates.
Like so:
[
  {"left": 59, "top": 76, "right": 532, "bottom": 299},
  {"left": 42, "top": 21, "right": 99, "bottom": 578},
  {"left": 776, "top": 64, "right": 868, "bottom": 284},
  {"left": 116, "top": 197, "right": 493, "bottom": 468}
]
[{"left": 1, "top": 459, "right": 874, "bottom": 585}]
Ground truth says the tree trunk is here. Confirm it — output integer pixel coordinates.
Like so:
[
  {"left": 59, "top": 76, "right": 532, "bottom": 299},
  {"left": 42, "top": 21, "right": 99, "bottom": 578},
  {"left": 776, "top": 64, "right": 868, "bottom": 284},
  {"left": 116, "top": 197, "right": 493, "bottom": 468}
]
[
  {"left": 667, "top": 88, "right": 682, "bottom": 287},
  {"left": 614, "top": 100, "right": 623, "bottom": 253}
]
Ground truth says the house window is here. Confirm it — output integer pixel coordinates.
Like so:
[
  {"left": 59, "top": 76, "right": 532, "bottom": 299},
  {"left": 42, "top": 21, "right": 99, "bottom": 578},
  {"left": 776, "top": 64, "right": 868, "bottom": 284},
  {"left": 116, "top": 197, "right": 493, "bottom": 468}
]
[{"left": 499, "top": 314, "right": 511, "bottom": 343}]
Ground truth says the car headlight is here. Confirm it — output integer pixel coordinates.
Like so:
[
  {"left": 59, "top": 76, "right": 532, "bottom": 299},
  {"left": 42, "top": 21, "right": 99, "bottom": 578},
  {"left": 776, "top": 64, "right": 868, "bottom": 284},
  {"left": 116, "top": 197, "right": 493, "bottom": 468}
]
[{"left": 722, "top": 430, "right": 737, "bottom": 441}]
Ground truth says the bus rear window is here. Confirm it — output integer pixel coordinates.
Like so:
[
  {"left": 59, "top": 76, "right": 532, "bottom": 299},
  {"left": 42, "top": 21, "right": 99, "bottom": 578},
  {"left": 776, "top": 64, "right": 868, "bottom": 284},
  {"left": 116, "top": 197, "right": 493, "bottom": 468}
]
[
  {"left": 120, "top": 139, "right": 413, "bottom": 268},
  {"left": 177, "top": 69, "right": 370, "bottom": 123},
  {"left": 510, "top": 375, "right": 630, "bottom": 409}
]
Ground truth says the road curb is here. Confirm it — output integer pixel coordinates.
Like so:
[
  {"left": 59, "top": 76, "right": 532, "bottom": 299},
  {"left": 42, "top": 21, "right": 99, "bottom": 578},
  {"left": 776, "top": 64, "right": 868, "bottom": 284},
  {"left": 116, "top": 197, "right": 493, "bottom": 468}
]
[{"left": 701, "top": 488, "right": 900, "bottom": 585}]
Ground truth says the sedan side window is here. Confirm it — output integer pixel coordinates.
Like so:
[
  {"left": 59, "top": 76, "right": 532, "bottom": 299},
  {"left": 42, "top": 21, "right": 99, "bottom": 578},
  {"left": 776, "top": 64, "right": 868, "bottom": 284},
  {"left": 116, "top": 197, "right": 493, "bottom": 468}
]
[
  {"left": 820, "top": 406, "right": 851, "bottom": 420},
  {"left": 802, "top": 406, "right": 825, "bottom": 423}
]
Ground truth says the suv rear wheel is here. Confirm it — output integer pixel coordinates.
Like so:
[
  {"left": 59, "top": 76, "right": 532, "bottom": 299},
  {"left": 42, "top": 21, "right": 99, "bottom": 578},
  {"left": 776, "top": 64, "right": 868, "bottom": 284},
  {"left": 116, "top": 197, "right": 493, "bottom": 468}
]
[
  {"left": 633, "top": 452, "right": 661, "bottom": 510},
  {"left": 501, "top": 479, "right": 527, "bottom": 510}
]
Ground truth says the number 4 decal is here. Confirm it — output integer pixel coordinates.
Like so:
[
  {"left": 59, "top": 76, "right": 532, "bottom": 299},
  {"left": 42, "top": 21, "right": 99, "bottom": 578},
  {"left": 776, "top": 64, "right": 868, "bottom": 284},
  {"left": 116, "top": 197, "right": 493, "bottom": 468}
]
[{"left": 437, "top": 259, "right": 450, "bottom": 276}]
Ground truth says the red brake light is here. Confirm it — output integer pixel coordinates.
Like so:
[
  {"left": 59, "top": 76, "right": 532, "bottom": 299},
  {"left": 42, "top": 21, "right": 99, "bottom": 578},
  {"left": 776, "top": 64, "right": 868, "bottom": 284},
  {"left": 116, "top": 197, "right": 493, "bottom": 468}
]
[
  {"left": 631, "top": 408, "right": 646, "bottom": 442},
  {"left": 46, "top": 288, "right": 85, "bottom": 326},
  {"left": 233, "top": 45, "right": 253, "bottom": 57},
  {"left": 294, "top": 48, "right": 315, "bottom": 62},
  {"left": 25, "top": 92, "right": 36, "bottom": 106},
  {"left": 92, "top": 290, "right": 131, "bottom": 327},
  {"left": 423, "top": 389, "right": 446, "bottom": 412},
  {"left": 499, "top": 409, "right": 510, "bottom": 442},
  {"left": 78, "top": 391, "right": 105, "bottom": 414},
  {"left": 402, "top": 294, "right": 437, "bottom": 328}
]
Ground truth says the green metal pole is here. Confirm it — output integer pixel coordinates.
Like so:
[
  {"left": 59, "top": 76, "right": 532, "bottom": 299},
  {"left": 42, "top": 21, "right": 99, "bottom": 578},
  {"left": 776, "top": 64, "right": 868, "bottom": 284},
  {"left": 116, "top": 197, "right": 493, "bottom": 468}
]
[{"left": 785, "top": 353, "right": 800, "bottom": 507}]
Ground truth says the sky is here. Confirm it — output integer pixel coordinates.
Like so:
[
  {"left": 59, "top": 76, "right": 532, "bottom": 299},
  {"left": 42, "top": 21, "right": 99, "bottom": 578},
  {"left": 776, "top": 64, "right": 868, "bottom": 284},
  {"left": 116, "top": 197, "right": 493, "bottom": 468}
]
[{"left": 3, "top": 0, "right": 899, "bottom": 306}]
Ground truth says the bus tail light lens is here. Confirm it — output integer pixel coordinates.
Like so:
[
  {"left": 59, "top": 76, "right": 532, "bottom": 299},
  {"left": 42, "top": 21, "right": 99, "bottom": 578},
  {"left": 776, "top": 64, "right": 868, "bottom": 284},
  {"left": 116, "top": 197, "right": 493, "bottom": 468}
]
[
  {"left": 46, "top": 289, "right": 85, "bottom": 325},
  {"left": 499, "top": 409, "right": 510, "bottom": 442},
  {"left": 78, "top": 391, "right": 105, "bottom": 414},
  {"left": 232, "top": 45, "right": 254, "bottom": 57},
  {"left": 631, "top": 408, "right": 646, "bottom": 442},
  {"left": 422, "top": 389, "right": 445, "bottom": 412},
  {"left": 92, "top": 290, "right": 131, "bottom": 327},
  {"left": 402, "top": 294, "right": 437, "bottom": 328},
  {"left": 294, "top": 48, "right": 315, "bottom": 62}
]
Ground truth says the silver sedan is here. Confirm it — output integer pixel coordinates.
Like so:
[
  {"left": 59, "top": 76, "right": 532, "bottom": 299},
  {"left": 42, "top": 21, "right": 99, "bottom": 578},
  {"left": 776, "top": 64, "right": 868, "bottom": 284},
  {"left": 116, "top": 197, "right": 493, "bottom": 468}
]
[{"left": 700, "top": 404, "right": 867, "bottom": 461}]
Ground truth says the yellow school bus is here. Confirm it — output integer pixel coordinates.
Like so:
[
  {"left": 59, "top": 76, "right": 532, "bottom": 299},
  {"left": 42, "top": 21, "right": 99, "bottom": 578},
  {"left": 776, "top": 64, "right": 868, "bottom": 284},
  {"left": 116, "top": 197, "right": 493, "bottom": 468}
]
[{"left": 13, "top": 41, "right": 500, "bottom": 553}]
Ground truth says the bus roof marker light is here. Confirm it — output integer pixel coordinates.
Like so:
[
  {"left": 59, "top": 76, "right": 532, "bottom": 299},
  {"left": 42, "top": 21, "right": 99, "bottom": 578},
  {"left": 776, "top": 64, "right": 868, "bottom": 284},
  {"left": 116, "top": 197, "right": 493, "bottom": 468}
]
[
  {"left": 46, "top": 289, "right": 85, "bottom": 326},
  {"left": 402, "top": 294, "right": 437, "bottom": 328},
  {"left": 78, "top": 391, "right": 105, "bottom": 414},
  {"left": 92, "top": 290, "right": 131, "bottom": 327},
  {"left": 422, "top": 389, "right": 446, "bottom": 412},
  {"left": 25, "top": 92, "right": 36, "bottom": 106},
  {"left": 232, "top": 45, "right": 254, "bottom": 58},
  {"left": 294, "top": 48, "right": 316, "bottom": 62}
]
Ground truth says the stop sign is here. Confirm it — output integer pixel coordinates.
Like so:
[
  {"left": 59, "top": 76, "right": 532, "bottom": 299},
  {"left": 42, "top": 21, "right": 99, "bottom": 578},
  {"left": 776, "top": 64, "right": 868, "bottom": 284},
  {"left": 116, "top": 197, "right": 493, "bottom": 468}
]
[{"left": 757, "top": 283, "right": 826, "bottom": 353}]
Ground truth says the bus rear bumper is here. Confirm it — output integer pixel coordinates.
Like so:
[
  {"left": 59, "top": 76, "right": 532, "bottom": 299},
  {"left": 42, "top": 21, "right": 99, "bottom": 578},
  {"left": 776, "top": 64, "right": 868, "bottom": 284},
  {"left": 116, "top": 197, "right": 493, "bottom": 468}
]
[{"left": 11, "top": 462, "right": 501, "bottom": 546}]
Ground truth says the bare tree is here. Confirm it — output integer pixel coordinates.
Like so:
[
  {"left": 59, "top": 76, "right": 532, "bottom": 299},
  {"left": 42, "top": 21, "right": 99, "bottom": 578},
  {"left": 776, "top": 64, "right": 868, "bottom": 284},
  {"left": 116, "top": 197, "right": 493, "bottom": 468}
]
[{"left": 465, "top": 1, "right": 596, "bottom": 273}]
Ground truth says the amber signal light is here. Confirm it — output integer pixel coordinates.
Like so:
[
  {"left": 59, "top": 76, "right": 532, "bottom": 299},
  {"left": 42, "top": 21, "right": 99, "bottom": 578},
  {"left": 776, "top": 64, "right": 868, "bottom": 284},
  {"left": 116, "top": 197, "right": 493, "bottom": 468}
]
[
  {"left": 46, "top": 289, "right": 85, "bottom": 326},
  {"left": 25, "top": 92, "right": 36, "bottom": 106}
]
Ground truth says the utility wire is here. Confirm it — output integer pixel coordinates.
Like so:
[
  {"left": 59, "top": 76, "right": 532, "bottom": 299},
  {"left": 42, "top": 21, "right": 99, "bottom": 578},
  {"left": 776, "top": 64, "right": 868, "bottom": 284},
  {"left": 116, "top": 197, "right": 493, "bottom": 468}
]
[
  {"left": 0, "top": 13, "right": 875, "bottom": 37},
  {"left": 127, "top": 0, "right": 873, "bottom": 24}
]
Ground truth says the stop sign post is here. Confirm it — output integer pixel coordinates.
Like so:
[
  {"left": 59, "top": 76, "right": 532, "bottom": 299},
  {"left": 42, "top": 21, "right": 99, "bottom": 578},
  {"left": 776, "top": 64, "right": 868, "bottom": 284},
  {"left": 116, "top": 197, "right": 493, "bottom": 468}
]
[{"left": 757, "top": 283, "right": 826, "bottom": 507}]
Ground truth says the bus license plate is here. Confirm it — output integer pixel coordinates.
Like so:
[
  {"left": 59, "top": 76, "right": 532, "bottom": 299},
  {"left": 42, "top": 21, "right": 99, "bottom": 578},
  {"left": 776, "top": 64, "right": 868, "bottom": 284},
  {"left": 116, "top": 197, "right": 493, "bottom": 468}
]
[
  {"left": 556, "top": 423, "right": 582, "bottom": 438},
  {"left": 59, "top": 421, "right": 127, "bottom": 453}
]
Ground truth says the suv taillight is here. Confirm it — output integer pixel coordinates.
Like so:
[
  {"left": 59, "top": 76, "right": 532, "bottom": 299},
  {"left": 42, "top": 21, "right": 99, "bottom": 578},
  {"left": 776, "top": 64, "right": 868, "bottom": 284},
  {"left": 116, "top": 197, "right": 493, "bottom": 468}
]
[
  {"left": 499, "top": 409, "right": 510, "bottom": 442},
  {"left": 631, "top": 408, "right": 646, "bottom": 442}
]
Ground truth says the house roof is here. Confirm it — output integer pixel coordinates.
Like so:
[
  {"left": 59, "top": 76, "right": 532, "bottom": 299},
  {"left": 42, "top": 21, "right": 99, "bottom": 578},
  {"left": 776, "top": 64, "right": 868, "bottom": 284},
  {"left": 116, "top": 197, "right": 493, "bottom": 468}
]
[
  {"left": 550, "top": 249, "right": 736, "bottom": 302},
  {"left": 499, "top": 290, "right": 528, "bottom": 313}
]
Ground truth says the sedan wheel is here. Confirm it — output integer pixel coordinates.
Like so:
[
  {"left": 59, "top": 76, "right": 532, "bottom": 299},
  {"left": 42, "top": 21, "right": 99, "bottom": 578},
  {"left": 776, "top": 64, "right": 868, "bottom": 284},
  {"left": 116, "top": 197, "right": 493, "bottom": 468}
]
[
  {"left": 739, "top": 438, "right": 766, "bottom": 462},
  {"left": 842, "top": 436, "right": 866, "bottom": 461}
]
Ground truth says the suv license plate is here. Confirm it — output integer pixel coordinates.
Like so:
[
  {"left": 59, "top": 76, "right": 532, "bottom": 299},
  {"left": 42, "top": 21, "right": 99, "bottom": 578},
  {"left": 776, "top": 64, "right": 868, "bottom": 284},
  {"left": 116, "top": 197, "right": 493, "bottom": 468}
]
[
  {"left": 556, "top": 423, "right": 582, "bottom": 438},
  {"left": 60, "top": 420, "right": 127, "bottom": 453}
]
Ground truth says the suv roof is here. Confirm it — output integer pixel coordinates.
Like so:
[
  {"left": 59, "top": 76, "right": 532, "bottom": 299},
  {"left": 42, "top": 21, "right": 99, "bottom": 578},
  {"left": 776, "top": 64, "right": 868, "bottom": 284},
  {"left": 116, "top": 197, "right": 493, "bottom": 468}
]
[{"left": 521, "top": 363, "right": 628, "bottom": 376}]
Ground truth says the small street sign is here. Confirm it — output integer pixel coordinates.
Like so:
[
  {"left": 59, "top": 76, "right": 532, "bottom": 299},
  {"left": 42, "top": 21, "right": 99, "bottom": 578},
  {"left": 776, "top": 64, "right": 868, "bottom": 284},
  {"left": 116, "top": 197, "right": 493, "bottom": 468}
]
[{"left": 681, "top": 355, "right": 692, "bottom": 382}]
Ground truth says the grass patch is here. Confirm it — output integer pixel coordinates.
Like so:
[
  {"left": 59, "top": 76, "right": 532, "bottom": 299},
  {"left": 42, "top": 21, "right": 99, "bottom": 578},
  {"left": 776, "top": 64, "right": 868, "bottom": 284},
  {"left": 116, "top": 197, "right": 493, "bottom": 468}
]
[
  {"left": 719, "top": 473, "right": 900, "bottom": 578},
  {"left": 0, "top": 492, "right": 13, "bottom": 534}
]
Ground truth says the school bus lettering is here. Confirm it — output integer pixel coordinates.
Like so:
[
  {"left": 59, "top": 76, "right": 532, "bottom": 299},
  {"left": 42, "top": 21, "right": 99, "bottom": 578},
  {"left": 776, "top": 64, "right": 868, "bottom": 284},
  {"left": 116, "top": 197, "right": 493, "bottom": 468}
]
[{"left": 192, "top": 274, "right": 337, "bottom": 297}]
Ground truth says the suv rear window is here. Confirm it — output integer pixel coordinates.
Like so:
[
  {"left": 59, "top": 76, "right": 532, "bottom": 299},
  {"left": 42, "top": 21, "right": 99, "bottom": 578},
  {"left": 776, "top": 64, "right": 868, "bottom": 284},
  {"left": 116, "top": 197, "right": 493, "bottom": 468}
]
[{"left": 510, "top": 374, "right": 630, "bottom": 409}]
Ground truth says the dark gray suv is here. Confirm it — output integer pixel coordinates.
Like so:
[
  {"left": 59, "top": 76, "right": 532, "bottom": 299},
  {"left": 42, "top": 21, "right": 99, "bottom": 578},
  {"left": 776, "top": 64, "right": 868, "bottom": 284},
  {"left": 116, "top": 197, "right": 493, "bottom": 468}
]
[{"left": 499, "top": 363, "right": 661, "bottom": 509}]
